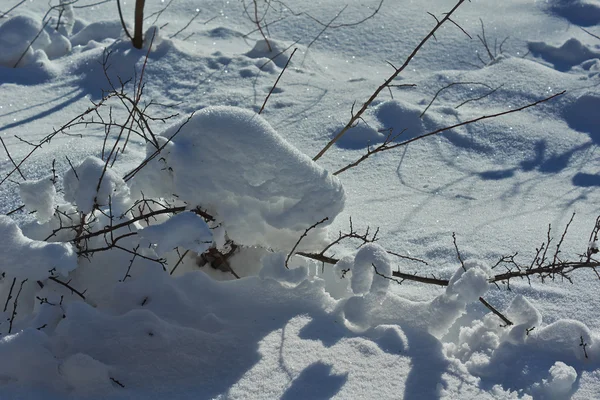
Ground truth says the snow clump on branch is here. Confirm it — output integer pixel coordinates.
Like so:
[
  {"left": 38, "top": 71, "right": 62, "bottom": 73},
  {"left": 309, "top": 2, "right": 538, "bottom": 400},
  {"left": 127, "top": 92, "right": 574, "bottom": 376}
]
[{"left": 131, "top": 106, "right": 346, "bottom": 251}]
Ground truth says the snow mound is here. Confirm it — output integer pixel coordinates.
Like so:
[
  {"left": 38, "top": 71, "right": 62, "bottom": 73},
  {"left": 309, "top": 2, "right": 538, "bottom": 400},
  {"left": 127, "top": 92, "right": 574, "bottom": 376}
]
[
  {"left": 528, "top": 38, "right": 600, "bottom": 71},
  {"left": 0, "top": 329, "right": 60, "bottom": 386},
  {"left": 245, "top": 38, "right": 294, "bottom": 68},
  {"left": 564, "top": 93, "right": 600, "bottom": 143},
  {"left": 0, "top": 15, "right": 71, "bottom": 67},
  {"left": 19, "top": 176, "right": 56, "bottom": 224},
  {"left": 138, "top": 211, "right": 213, "bottom": 256},
  {"left": 533, "top": 361, "right": 577, "bottom": 399},
  {"left": 334, "top": 123, "right": 385, "bottom": 150},
  {"left": 335, "top": 99, "right": 426, "bottom": 149},
  {"left": 343, "top": 257, "right": 490, "bottom": 336},
  {"left": 133, "top": 106, "right": 345, "bottom": 250},
  {"left": 69, "top": 20, "right": 128, "bottom": 47},
  {"left": 0, "top": 216, "right": 77, "bottom": 280},
  {"left": 446, "top": 260, "right": 491, "bottom": 304},
  {"left": 60, "top": 353, "right": 113, "bottom": 395},
  {"left": 375, "top": 99, "right": 426, "bottom": 140},
  {"left": 63, "top": 156, "right": 129, "bottom": 214},
  {"left": 504, "top": 295, "right": 542, "bottom": 345},
  {"left": 0, "top": 15, "right": 51, "bottom": 67}
]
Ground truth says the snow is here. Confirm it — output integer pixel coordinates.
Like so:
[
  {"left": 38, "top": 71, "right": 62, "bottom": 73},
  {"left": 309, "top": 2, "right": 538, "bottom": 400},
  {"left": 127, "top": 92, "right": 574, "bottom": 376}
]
[
  {"left": 69, "top": 20, "right": 127, "bottom": 47},
  {"left": 350, "top": 243, "right": 392, "bottom": 295},
  {"left": 0, "top": 0, "right": 599, "bottom": 398},
  {"left": 133, "top": 105, "right": 345, "bottom": 250},
  {"left": 63, "top": 156, "right": 128, "bottom": 215},
  {"left": 0, "top": 15, "right": 71, "bottom": 68},
  {"left": 18, "top": 175, "right": 56, "bottom": 223},
  {"left": 534, "top": 361, "right": 578, "bottom": 399},
  {"left": 138, "top": 211, "right": 213, "bottom": 256},
  {"left": 0, "top": 216, "right": 77, "bottom": 280}
]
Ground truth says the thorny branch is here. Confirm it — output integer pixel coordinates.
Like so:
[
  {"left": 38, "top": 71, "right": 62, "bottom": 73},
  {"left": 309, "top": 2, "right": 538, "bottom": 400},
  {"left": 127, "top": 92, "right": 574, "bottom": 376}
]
[
  {"left": 297, "top": 214, "right": 600, "bottom": 295},
  {"left": 286, "top": 217, "right": 329, "bottom": 269},
  {"left": 332, "top": 91, "right": 565, "bottom": 175}
]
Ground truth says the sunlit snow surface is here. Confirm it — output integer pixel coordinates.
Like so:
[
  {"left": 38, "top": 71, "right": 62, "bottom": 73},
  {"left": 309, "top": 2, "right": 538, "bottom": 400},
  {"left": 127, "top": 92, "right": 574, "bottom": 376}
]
[{"left": 0, "top": 0, "right": 599, "bottom": 398}]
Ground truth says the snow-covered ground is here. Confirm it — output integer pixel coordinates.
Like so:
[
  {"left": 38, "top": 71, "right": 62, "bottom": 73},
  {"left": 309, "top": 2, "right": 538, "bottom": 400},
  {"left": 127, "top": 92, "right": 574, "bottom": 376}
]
[{"left": 0, "top": 0, "right": 599, "bottom": 398}]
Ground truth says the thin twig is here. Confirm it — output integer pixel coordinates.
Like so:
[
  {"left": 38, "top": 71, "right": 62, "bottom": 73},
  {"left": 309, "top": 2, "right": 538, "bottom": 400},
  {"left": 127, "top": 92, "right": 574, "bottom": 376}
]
[
  {"left": 48, "top": 277, "right": 86, "bottom": 300},
  {"left": 333, "top": 91, "right": 565, "bottom": 175},
  {"left": 170, "top": 8, "right": 201, "bottom": 38},
  {"left": 0, "top": 137, "right": 25, "bottom": 180},
  {"left": 116, "top": 0, "right": 133, "bottom": 41},
  {"left": 259, "top": 48, "right": 297, "bottom": 114},
  {"left": 170, "top": 249, "right": 190, "bottom": 275},
  {"left": 452, "top": 232, "right": 466, "bottom": 271},
  {"left": 286, "top": 217, "right": 328, "bottom": 268},
  {"left": 313, "top": 0, "right": 468, "bottom": 161},
  {"left": 8, "top": 279, "right": 27, "bottom": 334},
  {"left": 0, "top": 0, "right": 26, "bottom": 18},
  {"left": 3, "top": 278, "right": 17, "bottom": 313},
  {"left": 478, "top": 296, "right": 513, "bottom": 326}
]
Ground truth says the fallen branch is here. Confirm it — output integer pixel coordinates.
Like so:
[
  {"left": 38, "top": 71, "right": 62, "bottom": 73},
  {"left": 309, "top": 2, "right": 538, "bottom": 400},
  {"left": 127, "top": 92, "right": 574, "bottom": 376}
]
[{"left": 333, "top": 91, "right": 565, "bottom": 175}]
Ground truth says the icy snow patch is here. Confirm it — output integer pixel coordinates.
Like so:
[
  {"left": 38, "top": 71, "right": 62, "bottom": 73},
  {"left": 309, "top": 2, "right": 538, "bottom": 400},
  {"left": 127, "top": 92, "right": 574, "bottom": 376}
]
[{"left": 0, "top": 216, "right": 77, "bottom": 280}]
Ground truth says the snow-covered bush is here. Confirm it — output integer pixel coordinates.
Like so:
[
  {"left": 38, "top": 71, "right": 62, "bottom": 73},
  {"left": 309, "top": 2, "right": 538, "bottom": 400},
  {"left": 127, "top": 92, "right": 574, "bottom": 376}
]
[{"left": 0, "top": 0, "right": 599, "bottom": 398}]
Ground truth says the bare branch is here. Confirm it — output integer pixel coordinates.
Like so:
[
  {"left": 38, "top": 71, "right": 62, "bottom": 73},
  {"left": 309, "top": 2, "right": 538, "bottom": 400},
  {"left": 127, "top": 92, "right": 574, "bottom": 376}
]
[
  {"left": 313, "top": 0, "right": 468, "bottom": 161},
  {"left": 259, "top": 48, "right": 297, "bottom": 114},
  {"left": 286, "top": 217, "right": 329, "bottom": 268},
  {"left": 333, "top": 91, "right": 565, "bottom": 175}
]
